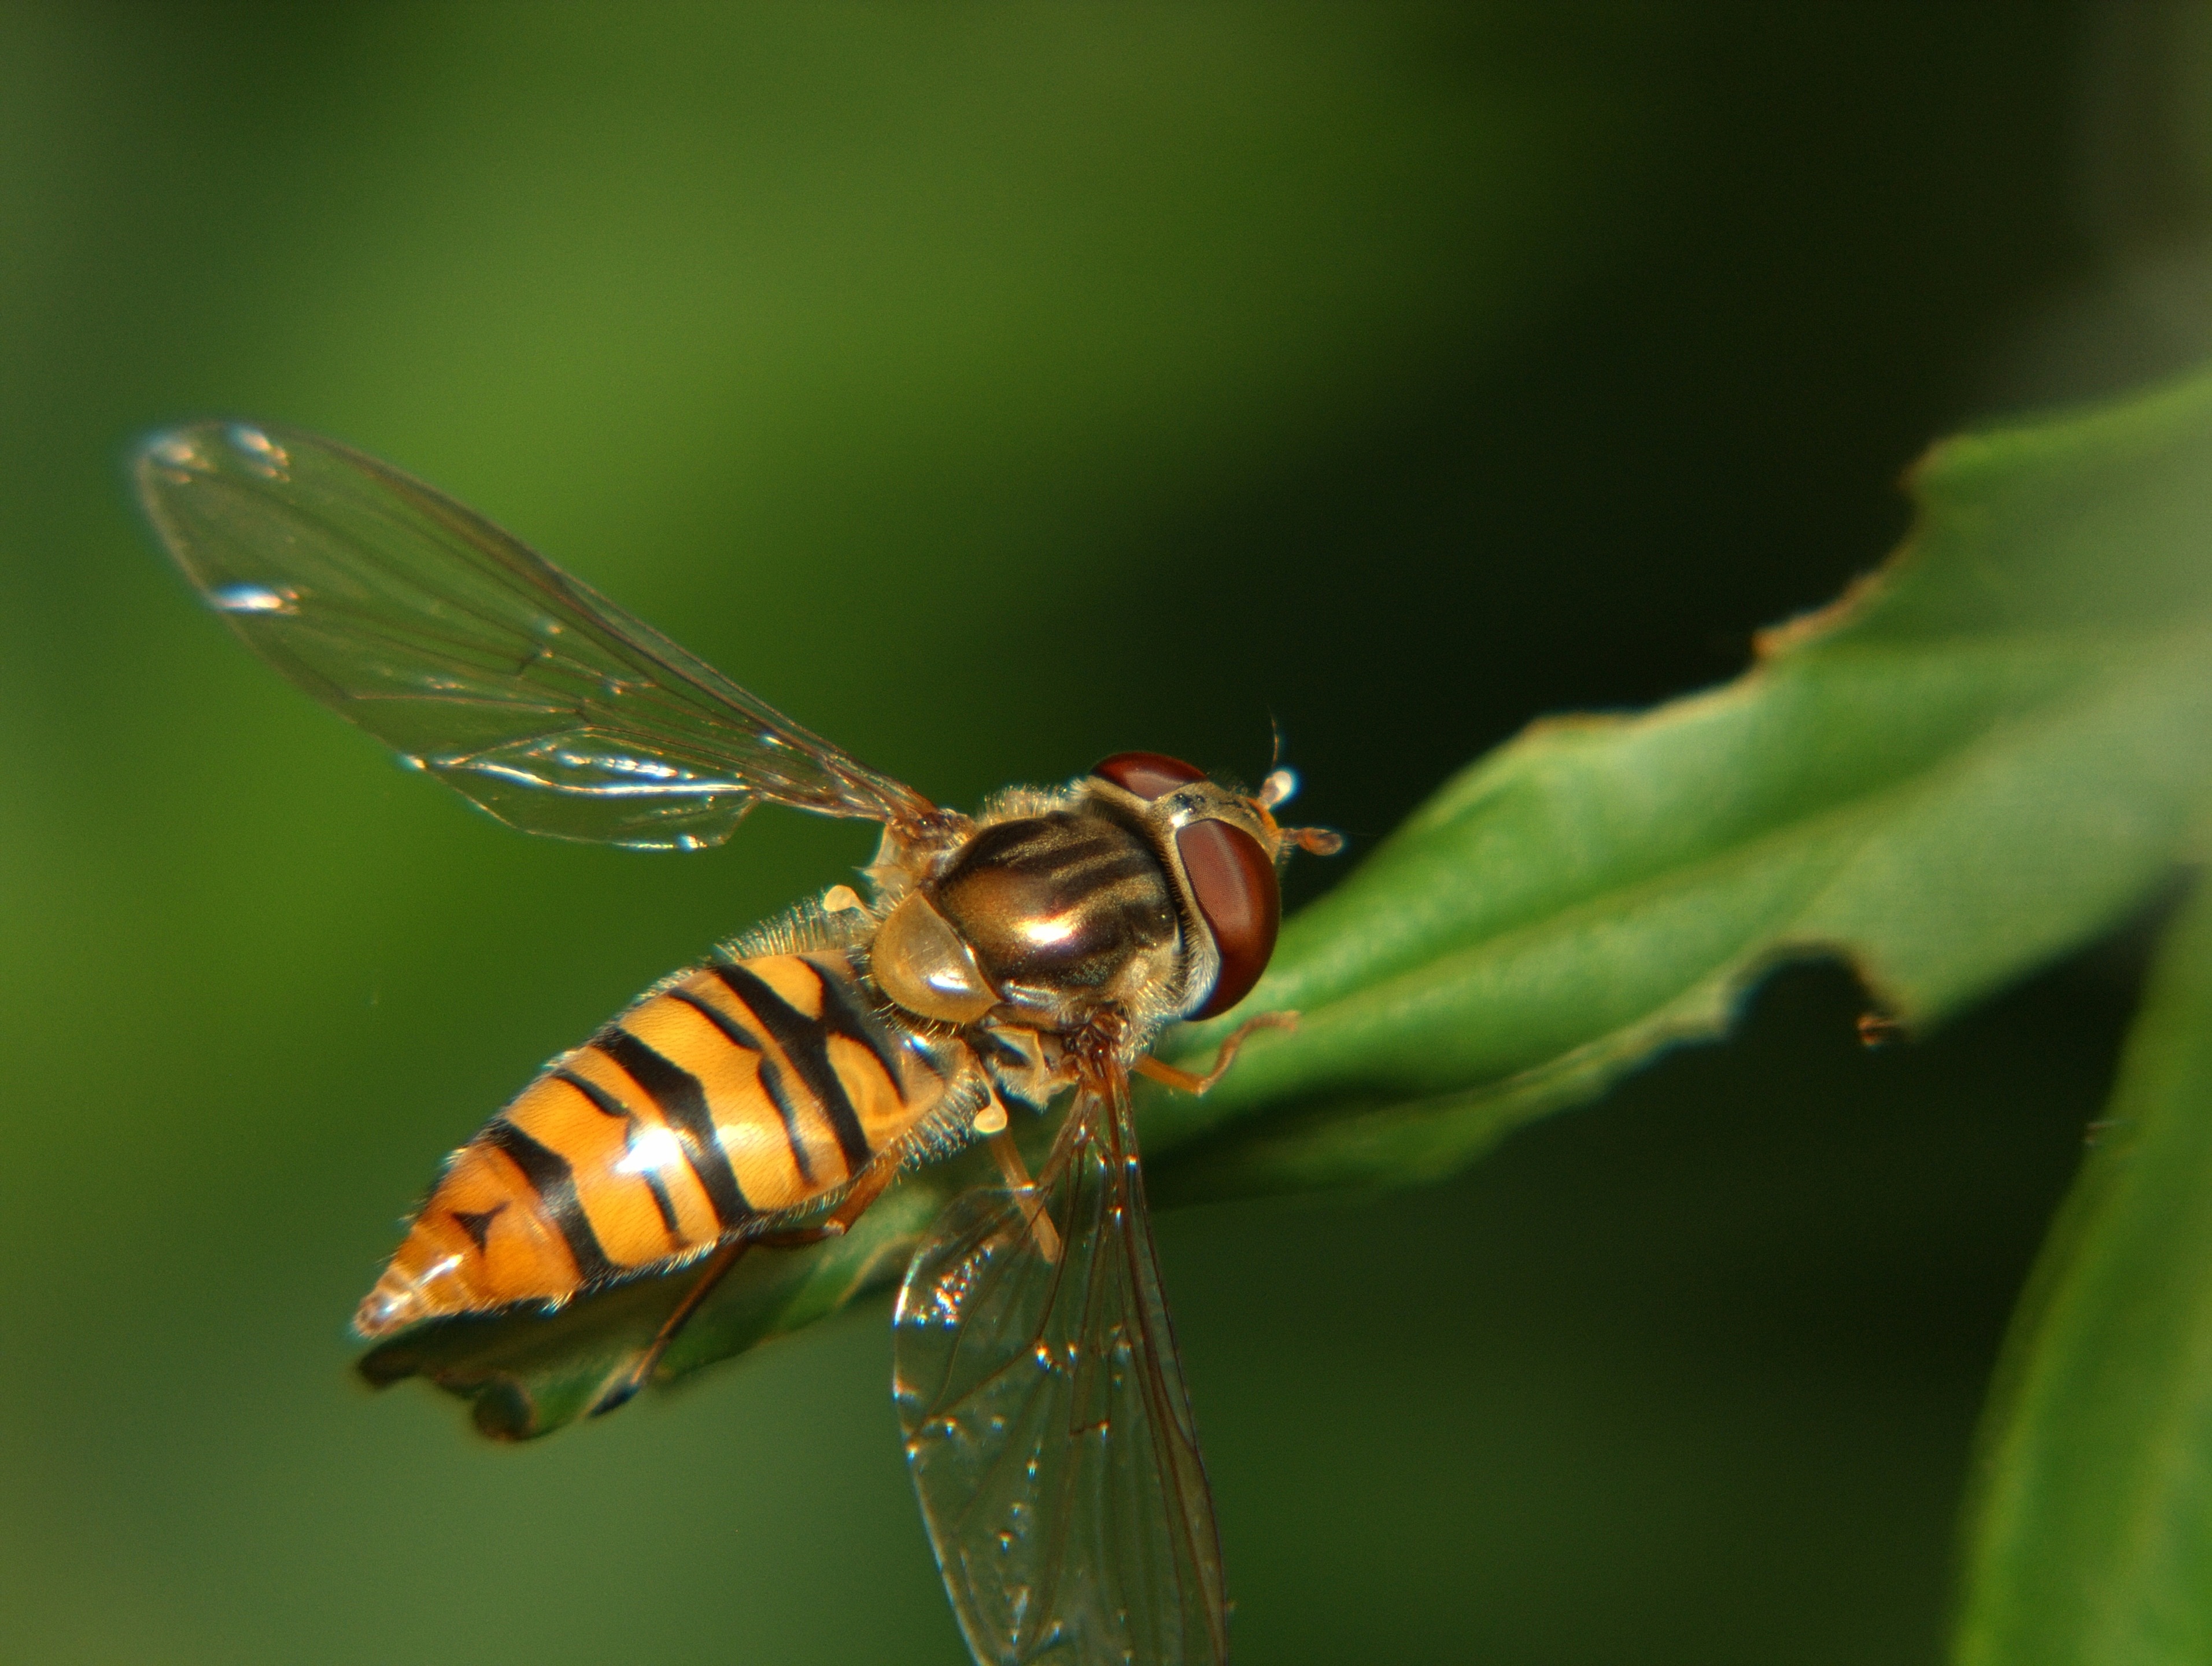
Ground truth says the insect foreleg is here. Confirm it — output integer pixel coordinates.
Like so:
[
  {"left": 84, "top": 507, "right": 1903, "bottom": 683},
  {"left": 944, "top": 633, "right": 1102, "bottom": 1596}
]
[{"left": 1132, "top": 1009, "right": 1299, "bottom": 1096}]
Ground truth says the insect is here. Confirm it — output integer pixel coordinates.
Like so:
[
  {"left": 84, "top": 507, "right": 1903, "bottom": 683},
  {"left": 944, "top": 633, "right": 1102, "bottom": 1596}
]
[{"left": 135, "top": 421, "right": 1341, "bottom": 1666}]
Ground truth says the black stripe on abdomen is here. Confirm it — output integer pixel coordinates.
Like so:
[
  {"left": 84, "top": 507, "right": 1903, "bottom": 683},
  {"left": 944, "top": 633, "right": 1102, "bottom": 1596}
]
[
  {"left": 669, "top": 989, "right": 817, "bottom": 1187},
  {"left": 592, "top": 1026, "right": 753, "bottom": 1230},
  {"left": 710, "top": 962, "right": 887, "bottom": 1176},
  {"left": 553, "top": 1067, "right": 682, "bottom": 1244},
  {"left": 482, "top": 1118, "right": 617, "bottom": 1283}
]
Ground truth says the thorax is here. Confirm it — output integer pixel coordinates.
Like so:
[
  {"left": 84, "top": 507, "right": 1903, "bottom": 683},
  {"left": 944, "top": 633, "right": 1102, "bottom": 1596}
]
[{"left": 863, "top": 786, "right": 1193, "bottom": 1067}]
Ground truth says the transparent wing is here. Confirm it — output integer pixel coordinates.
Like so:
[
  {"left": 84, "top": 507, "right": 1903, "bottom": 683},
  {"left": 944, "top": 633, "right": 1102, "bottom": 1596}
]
[
  {"left": 893, "top": 1074, "right": 1228, "bottom": 1666},
  {"left": 133, "top": 421, "right": 935, "bottom": 850}
]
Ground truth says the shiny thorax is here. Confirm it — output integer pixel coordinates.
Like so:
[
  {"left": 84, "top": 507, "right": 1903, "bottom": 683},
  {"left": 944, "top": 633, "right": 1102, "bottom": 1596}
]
[{"left": 870, "top": 753, "right": 1303, "bottom": 1043}]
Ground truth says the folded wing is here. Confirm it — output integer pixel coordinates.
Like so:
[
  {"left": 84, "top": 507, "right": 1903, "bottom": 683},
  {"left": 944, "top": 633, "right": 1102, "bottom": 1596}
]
[{"left": 893, "top": 1075, "right": 1228, "bottom": 1666}]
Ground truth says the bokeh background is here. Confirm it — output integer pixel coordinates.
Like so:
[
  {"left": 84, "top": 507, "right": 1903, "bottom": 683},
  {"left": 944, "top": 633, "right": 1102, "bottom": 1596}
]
[{"left": 3, "top": 5, "right": 2208, "bottom": 1661}]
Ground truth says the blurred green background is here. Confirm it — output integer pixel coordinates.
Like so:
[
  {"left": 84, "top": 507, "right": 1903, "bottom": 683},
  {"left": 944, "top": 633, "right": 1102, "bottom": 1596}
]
[{"left": 2, "top": 4, "right": 2205, "bottom": 1661}]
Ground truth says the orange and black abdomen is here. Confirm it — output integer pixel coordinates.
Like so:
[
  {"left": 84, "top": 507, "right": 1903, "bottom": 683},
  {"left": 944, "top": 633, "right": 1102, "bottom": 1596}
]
[{"left": 355, "top": 952, "right": 944, "bottom": 1336}]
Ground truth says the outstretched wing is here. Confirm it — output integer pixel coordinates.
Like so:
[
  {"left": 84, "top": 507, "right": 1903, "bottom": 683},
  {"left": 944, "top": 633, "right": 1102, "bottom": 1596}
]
[
  {"left": 134, "top": 421, "right": 935, "bottom": 850},
  {"left": 893, "top": 1075, "right": 1228, "bottom": 1666}
]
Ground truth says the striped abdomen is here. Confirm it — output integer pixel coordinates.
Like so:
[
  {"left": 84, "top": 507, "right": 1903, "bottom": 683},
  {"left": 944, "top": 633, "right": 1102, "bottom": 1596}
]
[{"left": 355, "top": 952, "right": 950, "bottom": 1336}]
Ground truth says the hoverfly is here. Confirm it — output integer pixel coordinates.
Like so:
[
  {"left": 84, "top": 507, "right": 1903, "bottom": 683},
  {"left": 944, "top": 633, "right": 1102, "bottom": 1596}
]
[{"left": 135, "top": 421, "right": 1340, "bottom": 1666}]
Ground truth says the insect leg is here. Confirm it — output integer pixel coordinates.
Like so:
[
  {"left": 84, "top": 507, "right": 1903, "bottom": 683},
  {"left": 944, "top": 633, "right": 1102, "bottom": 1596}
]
[
  {"left": 732, "top": 1151, "right": 907, "bottom": 1257},
  {"left": 1132, "top": 1009, "right": 1299, "bottom": 1095},
  {"left": 593, "top": 1140, "right": 935, "bottom": 1415},
  {"left": 988, "top": 1129, "right": 1062, "bottom": 1263},
  {"left": 590, "top": 1238, "right": 750, "bottom": 1416},
  {"left": 823, "top": 1152, "right": 902, "bottom": 1231}
]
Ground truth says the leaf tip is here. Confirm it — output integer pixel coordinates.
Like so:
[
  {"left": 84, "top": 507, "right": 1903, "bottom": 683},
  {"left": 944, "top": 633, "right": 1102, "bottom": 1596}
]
[{"left": 468, "top": 1380, "right": 551, "bottom": 1443}]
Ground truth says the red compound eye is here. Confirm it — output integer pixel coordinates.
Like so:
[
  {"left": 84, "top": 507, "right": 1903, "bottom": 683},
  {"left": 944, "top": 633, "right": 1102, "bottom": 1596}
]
[
  {"left": 1092, "top": 751, "right": 1206, "bottom": 800},
  {"left": 1090, "top": 750, "right": 1280, "bottom": 1015},
  {"left": 1176, "top": 819, "right": 1279, "bottom": 1018}
]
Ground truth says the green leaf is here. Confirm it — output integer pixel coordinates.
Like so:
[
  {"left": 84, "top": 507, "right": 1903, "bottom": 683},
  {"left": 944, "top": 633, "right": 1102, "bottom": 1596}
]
[
  {"left": 1150, "top": 366, "right": 2212, "bottom": 1200},
  {"left": 365, "top": 365, "right": 2212, "bottom": 1435},
  {"left": 1953, "top": 876, "right": 2212, "bottom": 1664}
]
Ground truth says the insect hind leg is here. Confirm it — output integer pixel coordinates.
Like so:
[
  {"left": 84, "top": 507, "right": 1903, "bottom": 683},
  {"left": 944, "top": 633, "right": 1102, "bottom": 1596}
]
[
  {"left": 589, "top": 1155, "right": 906, "bottom": 1417},
  {"left": 590, "top": 1239, "right": 751, "bottom": 1417}
]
